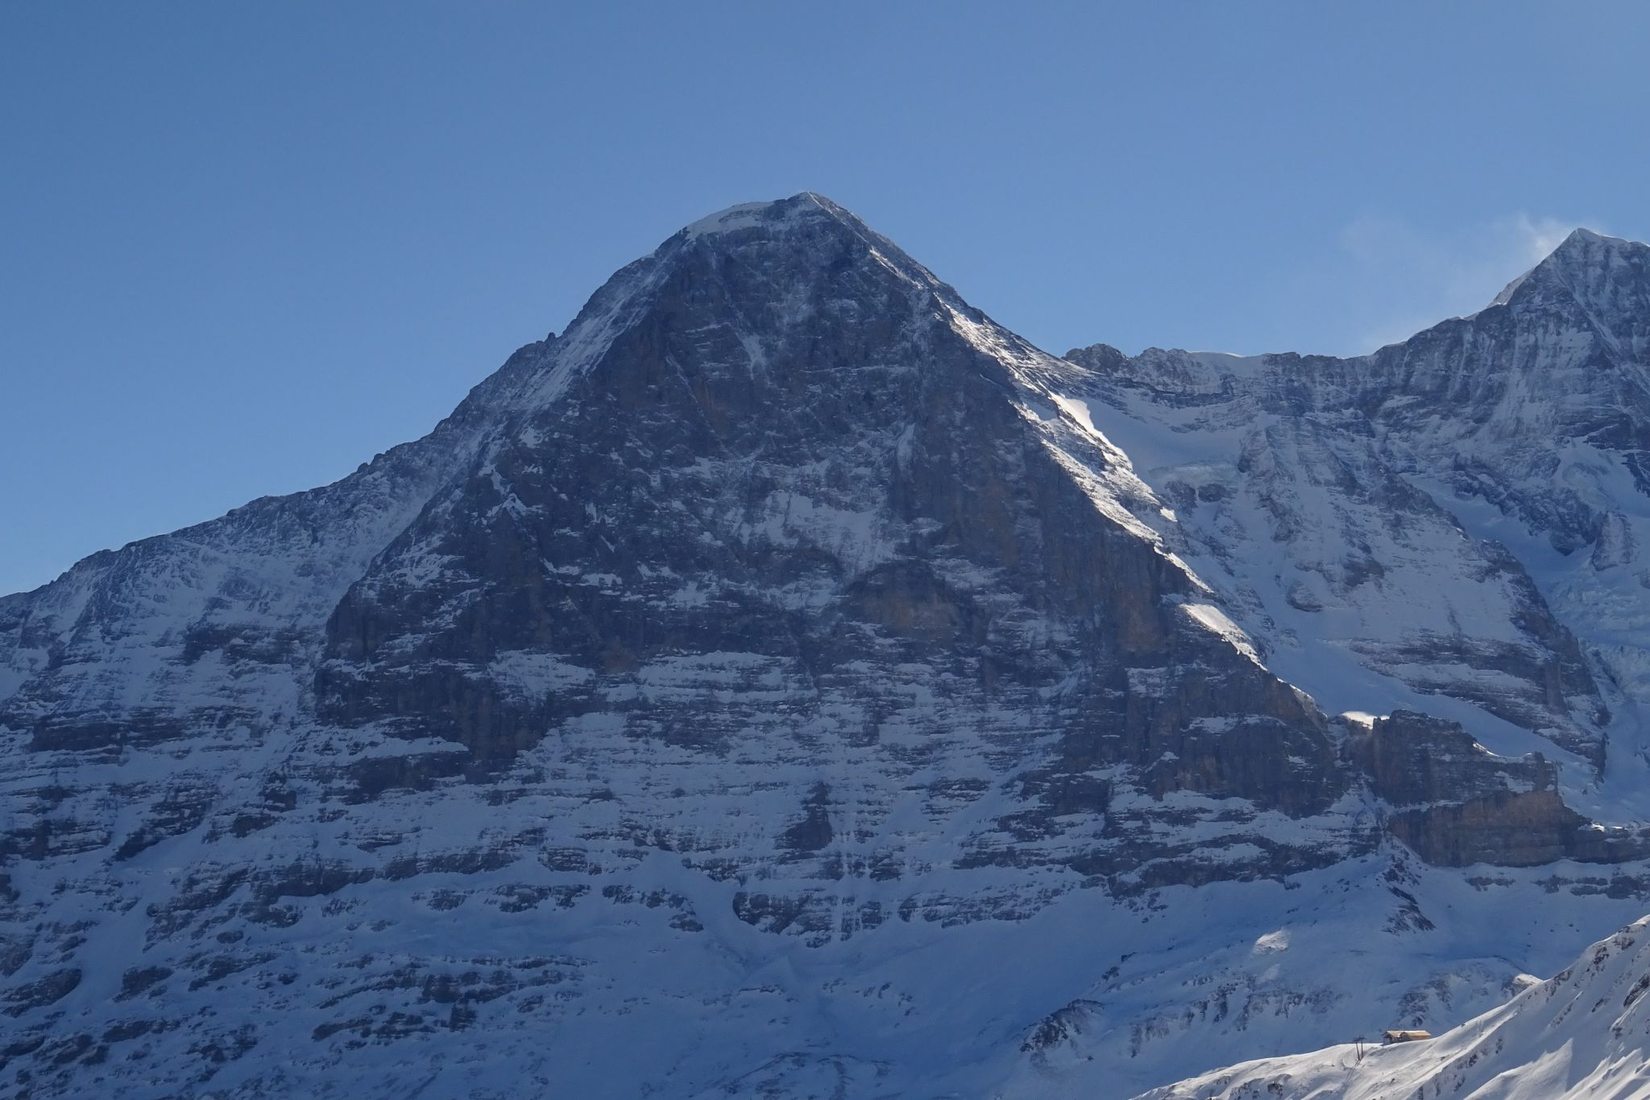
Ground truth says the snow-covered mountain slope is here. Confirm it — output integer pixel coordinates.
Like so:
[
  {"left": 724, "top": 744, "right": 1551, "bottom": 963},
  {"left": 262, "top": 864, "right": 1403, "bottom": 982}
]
[
  {"left": 1064, "top": 344, "right": 1608, "bottom": 774},
  {"left": 3, "top": 198, "right": 1650, "bottom": 1098},
  {"left": 1134, "top": 913, "right": 1650, "bottom": 1100},
  {"left": 1069, "top": 230, "right": 1650, "bottom": 816},
  {"left": 0, "top": 330, "right": 567, "bottom": 761}
]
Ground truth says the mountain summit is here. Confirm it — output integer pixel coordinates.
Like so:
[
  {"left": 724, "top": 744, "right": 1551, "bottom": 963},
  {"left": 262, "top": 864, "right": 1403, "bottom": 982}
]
[
  {"left": 1491, "top": 228, "right": 1650, "bottom": 365},
  {"left": 5, "top": 199, "right": 1650, "bottom": 1098}
]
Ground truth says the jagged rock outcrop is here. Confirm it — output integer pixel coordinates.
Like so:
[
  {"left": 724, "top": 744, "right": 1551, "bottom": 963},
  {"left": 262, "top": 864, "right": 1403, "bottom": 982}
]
[
  {"left": 1349, "top": 711, "right": 1560, "bottom": 809},
  {"left": 1343, "top": 711, "right": 1650, "bottom": 868}
]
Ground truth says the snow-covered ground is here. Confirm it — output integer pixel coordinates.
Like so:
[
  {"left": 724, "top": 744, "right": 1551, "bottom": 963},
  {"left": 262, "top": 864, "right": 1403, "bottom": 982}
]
[{"left": 1134, "top": 914, "right": 1650, "bottom": 1100}]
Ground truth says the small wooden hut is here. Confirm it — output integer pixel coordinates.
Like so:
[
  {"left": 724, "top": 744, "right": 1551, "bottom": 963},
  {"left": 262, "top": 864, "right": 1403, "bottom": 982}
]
[{"left": 1381, "top": 1029, "right": 1433, "bottom": 1044}]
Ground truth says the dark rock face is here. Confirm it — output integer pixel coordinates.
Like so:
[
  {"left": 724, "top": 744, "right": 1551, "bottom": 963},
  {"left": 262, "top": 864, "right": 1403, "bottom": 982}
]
[
  {"left": 1349, "top": 711, "right": 1559, "bottom": 808},
  {"left": 1348, "top": 711, "right": 1581, "bottom": 867},
  {"left": 311, "top": 195, "right": 1350, "bottom": 884},
  {"left": 1347, "top": 712, "right": 1650, "bottom": 868},
  {"left": 1387, "top": 791, "right": 1581, "bottom": 869},
  {"left": 781, "top": 783, "right": 836, "bottom": 853}
]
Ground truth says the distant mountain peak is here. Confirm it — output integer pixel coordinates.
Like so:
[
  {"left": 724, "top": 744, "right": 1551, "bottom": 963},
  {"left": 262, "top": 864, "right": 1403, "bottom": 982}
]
[
  {"left": 1561, "top": 225, "right": 1606, "bottom": 245},
  {"left": 1491, "top": 225, "right": 1648, "bottom": 310},
  {"left": 1539, "top": 226, "right": 1646, "bottom": 281}
]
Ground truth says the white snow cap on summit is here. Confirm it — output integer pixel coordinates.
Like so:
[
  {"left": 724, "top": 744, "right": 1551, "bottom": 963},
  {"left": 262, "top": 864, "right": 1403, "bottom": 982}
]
[
  {"left": 683, "top": 201, "right": 775, "bottom": 238},
  {"left": 683, "top": 192, "right": 839, "bottom": 238}
]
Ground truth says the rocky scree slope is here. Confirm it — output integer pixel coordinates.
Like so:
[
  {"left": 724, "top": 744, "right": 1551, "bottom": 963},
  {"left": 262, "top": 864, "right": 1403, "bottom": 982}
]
[{"left": 1, "top": 198, "right": 1649, "bottom": 1098}]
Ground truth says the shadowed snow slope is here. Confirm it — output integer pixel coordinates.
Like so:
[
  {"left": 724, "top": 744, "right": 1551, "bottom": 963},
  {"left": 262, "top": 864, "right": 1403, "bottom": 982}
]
[{"left": 1135, "top": 914, "right": 1650, "bottom": 1100}]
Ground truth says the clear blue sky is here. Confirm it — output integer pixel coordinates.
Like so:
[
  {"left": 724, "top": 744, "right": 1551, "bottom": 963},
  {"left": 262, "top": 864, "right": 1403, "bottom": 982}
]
[{"left": 3, "top": 2, "right": 1647, "bottom": 596}]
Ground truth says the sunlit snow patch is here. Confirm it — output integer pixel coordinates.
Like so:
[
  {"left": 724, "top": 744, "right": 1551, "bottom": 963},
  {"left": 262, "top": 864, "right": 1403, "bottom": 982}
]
[{"left": 1178, "top": 601, "right": 1262, "bottom": 664}]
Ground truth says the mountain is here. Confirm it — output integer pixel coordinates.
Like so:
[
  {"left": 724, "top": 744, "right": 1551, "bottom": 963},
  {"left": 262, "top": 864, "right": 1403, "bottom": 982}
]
[
  {"left": 3, "top": 196, "right": 1650, "bottom": 1098},
  {"left": 1067, "top": 228, "right": 1650, "bottom": 814},
  {"left": 1134, "top": 914, "right": 1650, "bottom": 1100}
]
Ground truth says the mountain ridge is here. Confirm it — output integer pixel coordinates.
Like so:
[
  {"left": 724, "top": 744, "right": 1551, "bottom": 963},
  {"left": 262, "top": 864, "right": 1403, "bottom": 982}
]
[{"left": 1135, "top": 913, "right": 1650, "bottom": 1100}]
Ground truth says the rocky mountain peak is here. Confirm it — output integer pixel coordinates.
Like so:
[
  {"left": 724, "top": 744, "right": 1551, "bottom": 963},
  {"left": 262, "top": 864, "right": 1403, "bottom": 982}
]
[
  {"left": 315, "top": 191, "right": 1341, "bottom": 816},
  {"left": 483, "top": 192, "right": 992, "bottom": 425},
  {"left": 1490, "top": 227, "right": 1650, "bottom": 353},
  {"left": 1545, "top": 225, "right": 1643, "bottom": 268},
  {"left": 659, "top": 191, "right": 977, "bottom": 336}
]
